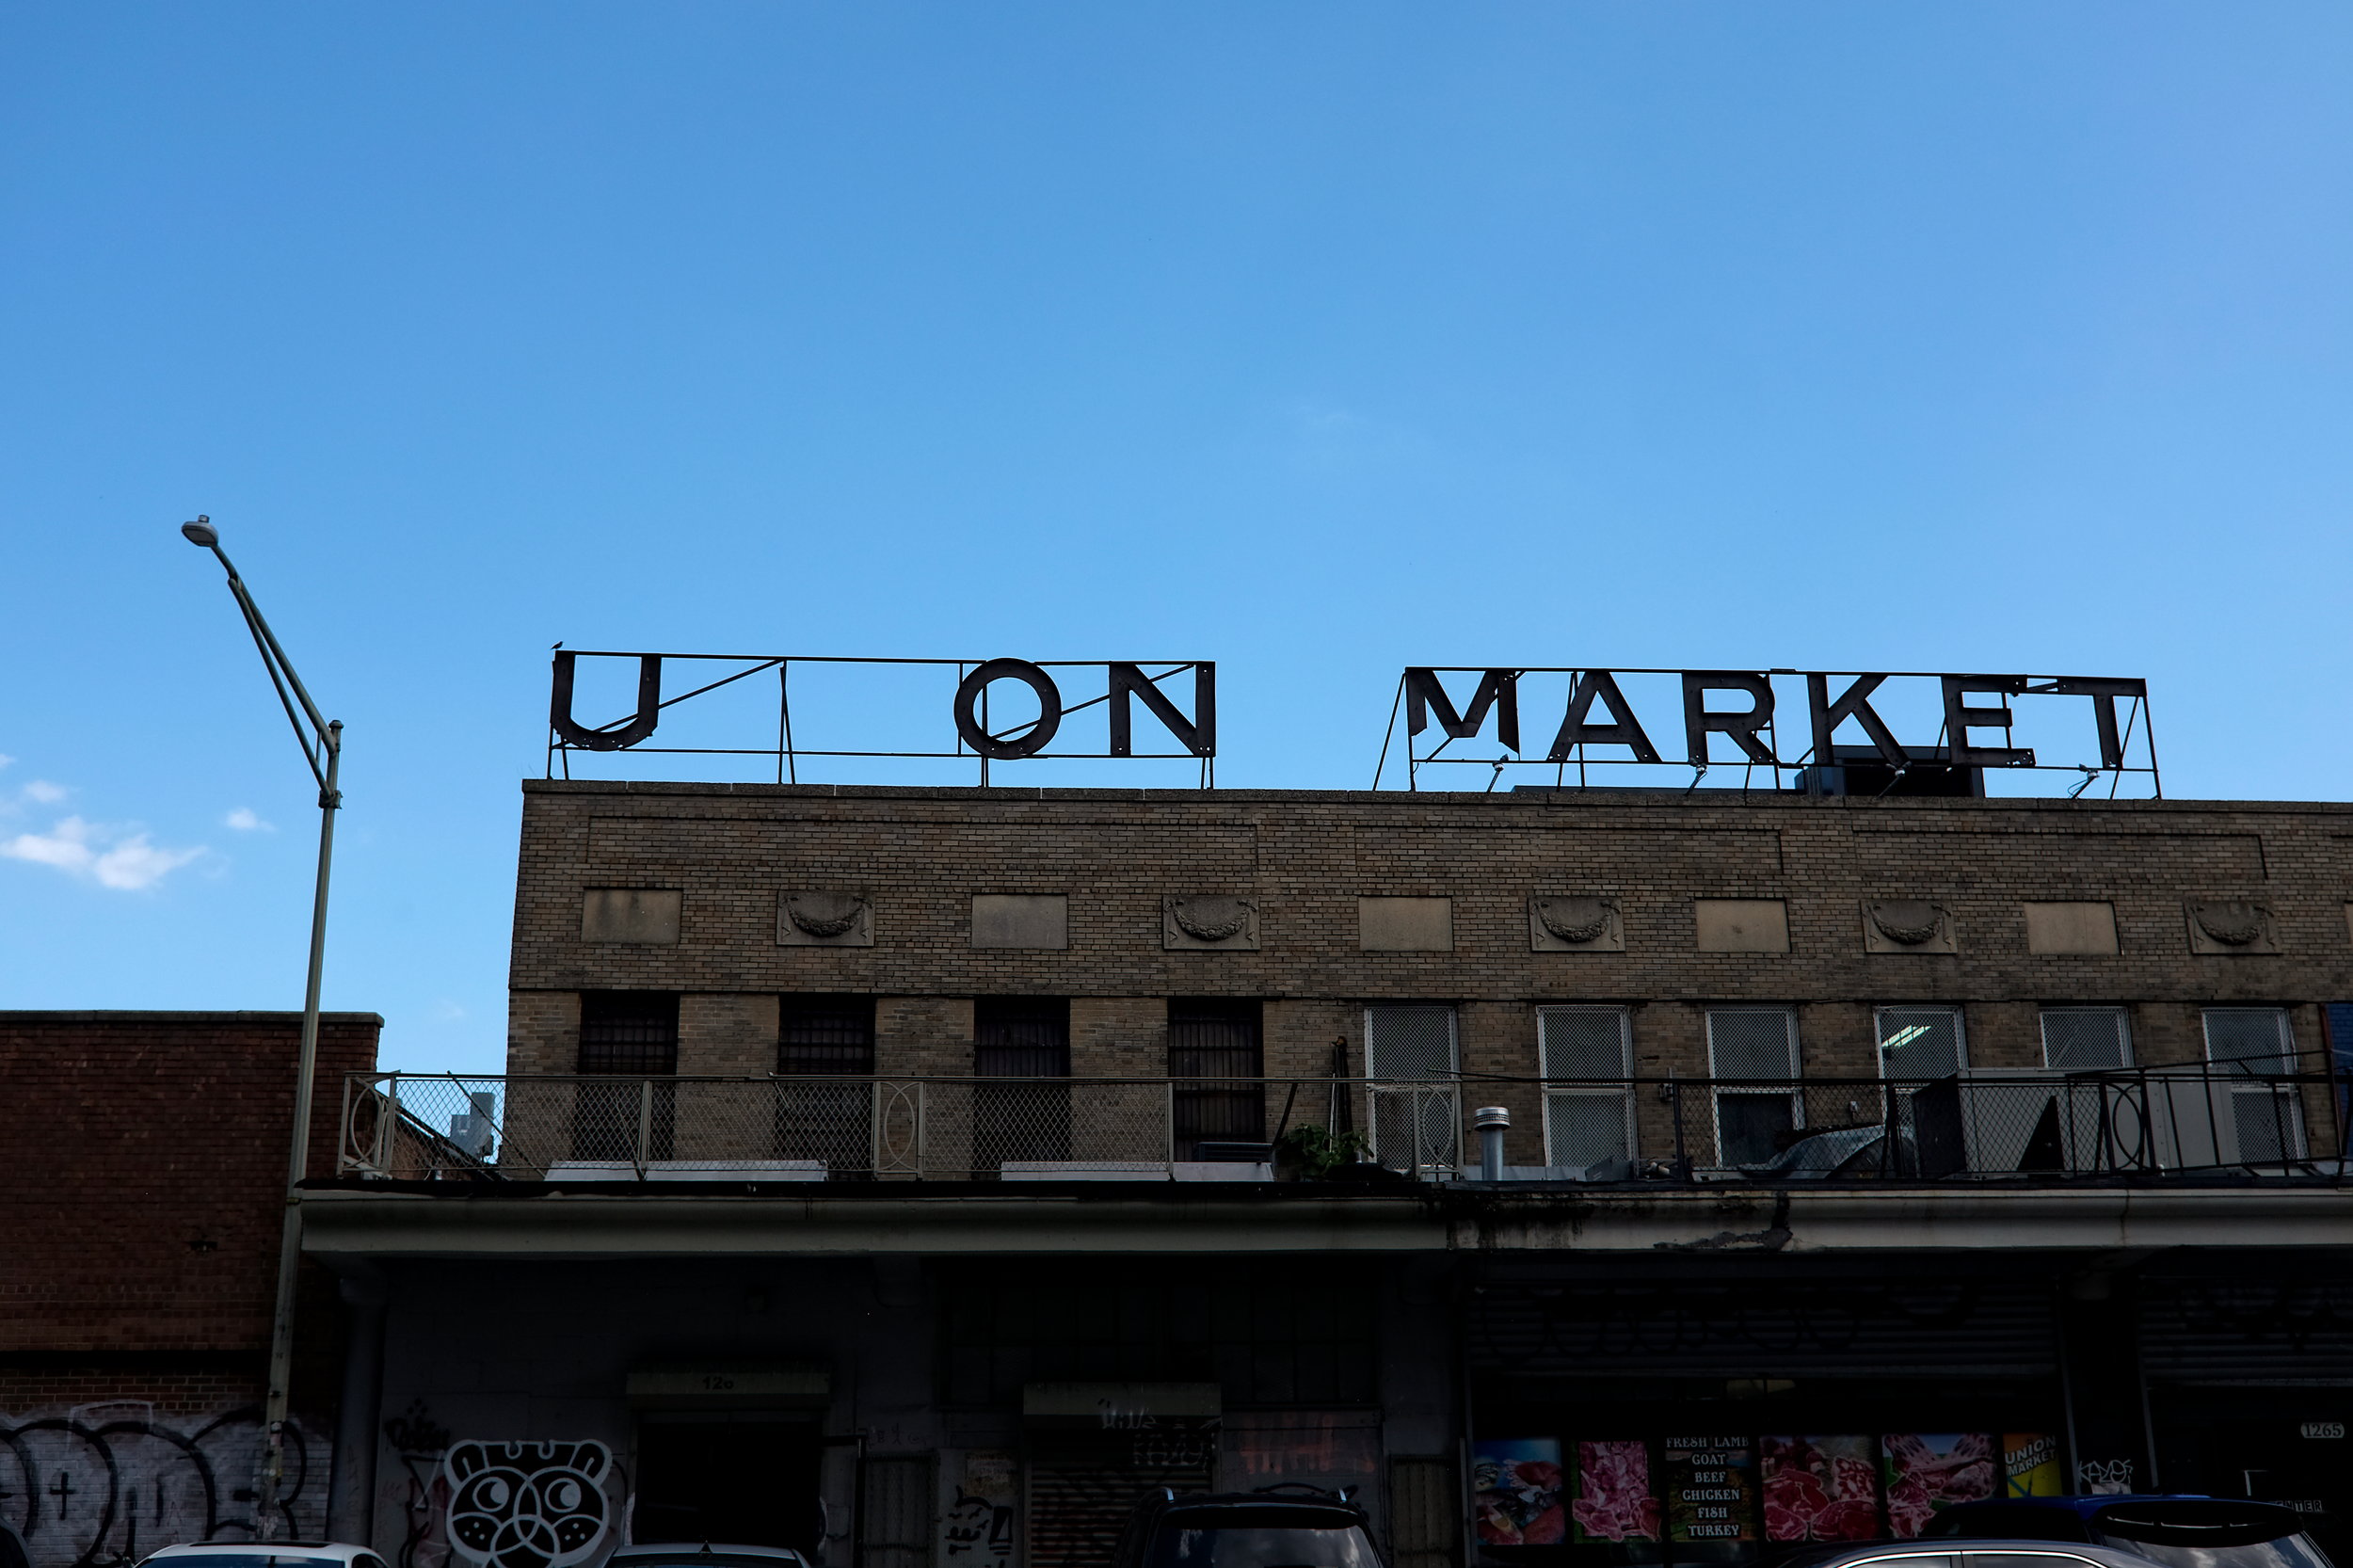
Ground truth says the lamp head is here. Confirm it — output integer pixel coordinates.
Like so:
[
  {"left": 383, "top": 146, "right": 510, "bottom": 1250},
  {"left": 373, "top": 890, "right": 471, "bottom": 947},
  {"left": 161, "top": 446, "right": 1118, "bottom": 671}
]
[{"left": 181, "top": 517, "right": 218, "bottom": 548}]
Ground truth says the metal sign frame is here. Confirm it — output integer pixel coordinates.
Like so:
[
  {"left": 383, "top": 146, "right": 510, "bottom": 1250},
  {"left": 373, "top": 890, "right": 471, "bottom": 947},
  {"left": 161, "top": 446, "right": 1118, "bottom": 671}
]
[
  {"left": 547, "top": 651, "right": 1217, "bottom": 788},
  {"left": 1375, "top": 666, "right": 2160, "bottom": 797}
]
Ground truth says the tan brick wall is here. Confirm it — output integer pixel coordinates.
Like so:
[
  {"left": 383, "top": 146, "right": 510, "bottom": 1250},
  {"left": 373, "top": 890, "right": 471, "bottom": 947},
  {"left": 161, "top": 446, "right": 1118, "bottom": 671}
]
[{"left": 507, "top": 782, "right": 2353, "bottom": 1099}]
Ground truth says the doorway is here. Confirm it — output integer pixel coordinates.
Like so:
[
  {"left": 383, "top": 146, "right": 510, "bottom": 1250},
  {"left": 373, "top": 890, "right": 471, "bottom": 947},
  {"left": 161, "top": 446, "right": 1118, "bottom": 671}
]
[{"left": 634, "top": 1420, "right": 824, "bottom": 1553}]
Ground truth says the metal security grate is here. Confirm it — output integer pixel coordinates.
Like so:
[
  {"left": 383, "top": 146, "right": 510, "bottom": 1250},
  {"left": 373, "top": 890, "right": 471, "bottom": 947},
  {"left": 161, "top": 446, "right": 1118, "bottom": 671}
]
[
  {"left": 779, "top": 995, "right": 875, "bottom": 1075},
  {"left": 579, "top": 991, "right": 680, "bottom": 1074},
  {"left": 1540, "top": 1007, "right": 1634, "bottom": 1168},
  {"left": 2041, "top": 1007, "right": 2132, "bottom": 1070},
  {"left": 1170, "top": 999, "right": 1264, "bottom": 1159},
  {"left": 1707, "top": 1008, "right": 1800, "bottom": 1167},
  {"left": 1878, "top": 1005, "right": 1966, "bottom": 1080}
]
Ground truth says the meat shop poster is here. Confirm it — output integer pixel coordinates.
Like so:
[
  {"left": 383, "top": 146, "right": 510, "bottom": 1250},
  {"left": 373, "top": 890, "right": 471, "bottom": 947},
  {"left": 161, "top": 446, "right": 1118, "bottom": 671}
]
[
  {"left": 1881, "top": 1433, "right": 1996, "bottom": 1537},
  {"left": 1760, "top": 1436, "right": 1880, "bottom": 1543},
  {"left": 1475, "top": 1439, "right": 1567, "bottom": 1546},
  {"left": 1663, "top": 1437, "right": 1756, "bottom": 1546},
  {"left": 1571, "top": 1440, "right": 1662, "bottom": 1546},
  {"left": 2002, "top": 1433, "right": 2063, "bottom": 1498}
]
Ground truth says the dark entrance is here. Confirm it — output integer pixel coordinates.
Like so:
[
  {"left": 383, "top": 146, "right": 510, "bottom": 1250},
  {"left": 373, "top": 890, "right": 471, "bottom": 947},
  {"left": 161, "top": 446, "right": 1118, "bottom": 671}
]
[{"left": 634, "top": 1421, "right": 824, "bottom": 1553}]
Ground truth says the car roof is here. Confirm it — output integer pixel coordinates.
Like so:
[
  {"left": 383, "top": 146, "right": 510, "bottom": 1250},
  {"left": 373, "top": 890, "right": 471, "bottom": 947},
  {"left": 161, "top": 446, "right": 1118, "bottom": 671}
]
[
  {"left": 610, "top": 1548, "right": 807, "bottom": 1560},
  {"left": 140, "top": 1548, "right": 376, "bottom": 1561},
  {"left": 1948, "top": 1496, "right": 2231, "bottom": 1523},
  {"left": 1811, "top": 1542, "right": 2153, "bottom": 1568}
]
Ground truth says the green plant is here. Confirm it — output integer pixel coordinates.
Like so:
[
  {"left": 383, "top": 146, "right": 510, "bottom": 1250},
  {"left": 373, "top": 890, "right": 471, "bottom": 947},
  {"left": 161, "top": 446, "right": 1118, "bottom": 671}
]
[{"left": 1276, "top": 1123, "right": 1373, "bottom": 1179}]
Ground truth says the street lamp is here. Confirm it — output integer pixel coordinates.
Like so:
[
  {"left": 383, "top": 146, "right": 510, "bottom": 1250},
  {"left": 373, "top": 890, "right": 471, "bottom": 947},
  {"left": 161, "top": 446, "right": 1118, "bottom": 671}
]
[{"left": 182, "top": 516, "right": 344, "bottom": 1538}]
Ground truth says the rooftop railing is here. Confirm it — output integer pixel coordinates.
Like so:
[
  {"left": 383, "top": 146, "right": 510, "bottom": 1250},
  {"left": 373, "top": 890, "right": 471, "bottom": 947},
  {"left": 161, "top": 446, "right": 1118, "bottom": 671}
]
[{"left": 337, "top": 1057, "right": 2346, "bottom": 1187}]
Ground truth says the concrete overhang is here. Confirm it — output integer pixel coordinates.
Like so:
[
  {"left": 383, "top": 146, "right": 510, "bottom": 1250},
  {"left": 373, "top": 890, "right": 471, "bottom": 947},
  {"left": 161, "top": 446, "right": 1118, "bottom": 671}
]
[{"left": 296, "top": 1182, "right": 2353, "bottom": 1261}]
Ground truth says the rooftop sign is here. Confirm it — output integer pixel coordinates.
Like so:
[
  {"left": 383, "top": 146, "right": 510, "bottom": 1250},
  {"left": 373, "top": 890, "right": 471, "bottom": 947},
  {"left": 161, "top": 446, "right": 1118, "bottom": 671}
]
[
  {"left": 1380, "top": 666, "right": 2157, "bottom": 795},
  {"left": 545, "top": 651, "right": 2156, "bottom": 796}
]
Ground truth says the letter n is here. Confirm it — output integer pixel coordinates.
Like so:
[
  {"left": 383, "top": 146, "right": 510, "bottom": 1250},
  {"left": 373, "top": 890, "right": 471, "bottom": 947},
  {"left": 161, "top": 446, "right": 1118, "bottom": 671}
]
[{"left": 1109, "top": 663, "right": 1215, "bottom": 757}]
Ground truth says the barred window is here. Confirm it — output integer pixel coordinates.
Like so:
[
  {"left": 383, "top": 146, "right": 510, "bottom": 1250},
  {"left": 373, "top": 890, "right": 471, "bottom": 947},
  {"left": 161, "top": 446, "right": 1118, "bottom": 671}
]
[
  {"left": 1706, "top": 1006, "right": 1800, "bottom": 1167},
  {"left": 578, "top": 991, "right": 679, "bottom": 1075},
  {"left": 2041, "top": 1007, "right": 2132, "bottom": 1070},
  {"left": 1877, "top": 1004, "right": 1966, "bottom": 1080},
  {"left": 2204, "top": 1006, "right": 2296, "bottom": 1074},
  {"left": 1538, "top": 1006, "right": 1633, "bottom": 1169},
  {"left": 975, "top": 997, "right": 1070, "bottom": 1078},
  {"left": 1170, "top": 999, "right": 1264, "bottom": 1160},
  {"left": 778, "top": 995, "right": 875, "bottom": 1076}
]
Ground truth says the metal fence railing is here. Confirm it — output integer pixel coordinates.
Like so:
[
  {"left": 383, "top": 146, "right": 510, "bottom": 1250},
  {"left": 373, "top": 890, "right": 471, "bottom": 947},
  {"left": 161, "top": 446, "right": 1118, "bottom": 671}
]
[{"left": 337, "top": 1056, "right": 2345, "bottom": 1185}]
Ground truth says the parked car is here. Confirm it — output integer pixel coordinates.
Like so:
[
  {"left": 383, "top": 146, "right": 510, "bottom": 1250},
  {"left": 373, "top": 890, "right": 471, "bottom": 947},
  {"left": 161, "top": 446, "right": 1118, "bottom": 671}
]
[
  {"left": 1922, "top": 1497, "right": 2335, "bottom": 1568},
  {"left": 136, "top": 1544, "right": 391, "bottom": 1568},
  {"left": 1112, "top": 1490, "right": 1383, "bottom": 1568},
  {"left": 609, "top": 1544, "right": 811, "bottom": 1568}
]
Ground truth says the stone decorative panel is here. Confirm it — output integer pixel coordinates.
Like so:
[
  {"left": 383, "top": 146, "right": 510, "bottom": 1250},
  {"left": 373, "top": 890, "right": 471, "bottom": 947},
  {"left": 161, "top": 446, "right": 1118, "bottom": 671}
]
[
  {"left": 1162, "top": 894, "right": 1259, "bottom": 951},
  {"left": 1861, "top": 899, "right": 1957, "bottom": 954},
  {"left": 2185, "top": 899, "right": 2279, "bottom": 956},
  {"left": 581, "top": 888, "right": 681, "bottom": 944},
  {"left": 971, "top": 893, "right": 1068, "bottom": 950},
  {"left": 1529, "top": 895, "right": 1623, "bottom": 952},
  {"left": 1359, "top": 897, "right": 1452, "bottom": 952},
  {"left": 1693, "top": 899, "right": 1788, "bottom": 953},
  {"left": 776, "top": 890, "right": 872, "bottom": 947},
  {"left": 2024, "top": 901, "right": 2119, "bottom": 955}
]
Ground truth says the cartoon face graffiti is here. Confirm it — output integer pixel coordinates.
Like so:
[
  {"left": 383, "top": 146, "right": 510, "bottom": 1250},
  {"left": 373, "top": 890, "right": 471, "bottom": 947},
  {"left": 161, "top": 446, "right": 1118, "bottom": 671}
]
[{"left": 440, "top": 1441, "right": 612, "bottom": 1568}]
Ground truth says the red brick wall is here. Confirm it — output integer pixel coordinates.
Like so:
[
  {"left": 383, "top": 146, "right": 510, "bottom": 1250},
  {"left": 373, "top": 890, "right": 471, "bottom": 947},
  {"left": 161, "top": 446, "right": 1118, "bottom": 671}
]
[{"left": 0, "top": 1011, "right": 380, "bottom": 1355}]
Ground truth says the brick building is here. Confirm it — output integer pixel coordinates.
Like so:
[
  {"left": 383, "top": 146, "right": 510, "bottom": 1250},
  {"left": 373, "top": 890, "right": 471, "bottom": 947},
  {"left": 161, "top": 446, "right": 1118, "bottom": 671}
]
[
  {"left": 0, "top": 1010, "right": 382, "bottom": 1567},
  {"left": 303, "top": 782, "right": 2353, "bottom": 1568}
]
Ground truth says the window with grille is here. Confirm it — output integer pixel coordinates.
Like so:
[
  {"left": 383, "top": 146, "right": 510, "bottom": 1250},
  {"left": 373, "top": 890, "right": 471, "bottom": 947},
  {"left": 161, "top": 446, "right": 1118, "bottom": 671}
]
[
  {"left": 1365, "top": 1006, "right": 1460, "bottom": 1174},
  {"left": 574, "top": 991, "right": 679, "bottom": 1160},
  {"left": 1538, "top": 1006, "right": 1633, "bottom": 1169},
  {"left": 2203, "top": 1006, "right": 2302, "bottom": 1164},
  {"left": 975, "top": 998, "right": 1070, "bottom": 1168},
  {"left": 1169, "top": 999, "right": 1263, "bottom": 1160},
  {"left": 1706, "top": 1007, "right": 1799, "bottom": 1167},
  {"left": 579, "top": 991, "right": 680, "bottom": 1074},
  {"left": 778, "top": 995, "right": 875, "bottom": 1075},
  {"left": 2041, "top": 1007, "right": 2132, "bottom": 1070},
  {"left": 1877, "top": 1004, "right": 1966, "bottom": 1080}
]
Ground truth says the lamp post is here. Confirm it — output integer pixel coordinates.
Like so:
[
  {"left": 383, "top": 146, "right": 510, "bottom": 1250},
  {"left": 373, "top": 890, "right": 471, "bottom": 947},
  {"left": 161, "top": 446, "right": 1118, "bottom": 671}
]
[{"left": 182, "top": 516, "right": 343, "bottom": 1538}]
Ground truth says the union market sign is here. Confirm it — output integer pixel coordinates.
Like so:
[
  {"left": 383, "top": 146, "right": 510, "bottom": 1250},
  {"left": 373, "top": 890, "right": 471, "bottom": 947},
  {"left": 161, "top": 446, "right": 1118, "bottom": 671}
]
[{"left": 545, "top": 651, "right": 2155, "bottom": 795}]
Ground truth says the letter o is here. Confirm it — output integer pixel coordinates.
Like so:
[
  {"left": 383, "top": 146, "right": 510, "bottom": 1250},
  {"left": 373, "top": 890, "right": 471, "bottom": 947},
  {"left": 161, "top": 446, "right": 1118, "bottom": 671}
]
[{"left": 953, "top": 659, "right": 1063, "bottom": 760}]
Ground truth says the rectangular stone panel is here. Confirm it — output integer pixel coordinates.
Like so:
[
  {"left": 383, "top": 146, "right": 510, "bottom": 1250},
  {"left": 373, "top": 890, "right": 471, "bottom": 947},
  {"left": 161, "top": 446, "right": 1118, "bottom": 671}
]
[
  {"left": 971, "top": 893, "right": 1069, "bottom": 949},
  {"left": 581, "top": 888, "right": 681, "bottom": 944},
  {"left": 1359, "top": 897, "right": 1452, "bottom": 952},
  {"left": 2024, "top": 901, "right": 2120, "bottom": 955},
  {"left": 1693, "top": 898, "right": 1788, "bottom": 953}
]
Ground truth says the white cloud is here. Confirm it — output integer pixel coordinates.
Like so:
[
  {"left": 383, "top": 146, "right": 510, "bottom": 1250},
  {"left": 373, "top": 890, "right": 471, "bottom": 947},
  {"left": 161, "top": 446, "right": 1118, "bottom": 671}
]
[
  {"left": 0, "top": 754, "right": 13, "bottom": 770},
  {"left": 0, "top": 815, "right": 207, "bottom": 890},
  {"left": 22, "top": 780, "right": 66, "bottom": 804},
  {"left": 225, "top": 807, "right": 274, "bottom": 832}
]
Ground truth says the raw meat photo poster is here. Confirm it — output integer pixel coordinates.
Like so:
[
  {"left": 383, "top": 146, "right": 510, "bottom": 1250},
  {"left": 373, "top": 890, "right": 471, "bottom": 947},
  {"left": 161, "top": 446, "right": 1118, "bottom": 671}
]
[
  {"left": 1760, "top": 1436, "right": 1880, "bottom": 1542},
  {"left": 1477, "top": 1439, "right": 1568, "bottom": 1546}
]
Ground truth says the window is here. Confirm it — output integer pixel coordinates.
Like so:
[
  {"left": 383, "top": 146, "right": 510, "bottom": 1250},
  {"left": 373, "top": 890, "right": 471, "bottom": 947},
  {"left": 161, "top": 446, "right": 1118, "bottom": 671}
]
[
  {"left": 776, "top": 996, "right": 875, "bottom": 1172},
  {"left": 1538, "top": 1006, "right": 1634, "bottom": 1169},
  {"left": 2203, "top": 1006, "right": 2302, "bottom": 1163},
  {"left": 579, "top": 991, "right": 680, "bottom": 1074},
  {"left": 1365, "top": 1005, "right": 1460, "bottom": 1174},
  {"left": 778, "top": 995, "right": 875, "bottom": 1076},
  {"left": 2041, "top": 1007, "right": 2132, "bottom": 1070},
  {"left": 1878, "top": 1004, "right": 1966, "bottom": 1080},
  {"left": 574, "top": 991, "right": 679, "bottom": 1160},
  {"left": 1706, "top": 1007, "right": 1800, "bottom": 1166},
  {"left": 975, "top": 998, "right": 1070, "bottom": 1168},
  {"left": 1169, "top": 999, "right": 1264, "bottom": 1160}
]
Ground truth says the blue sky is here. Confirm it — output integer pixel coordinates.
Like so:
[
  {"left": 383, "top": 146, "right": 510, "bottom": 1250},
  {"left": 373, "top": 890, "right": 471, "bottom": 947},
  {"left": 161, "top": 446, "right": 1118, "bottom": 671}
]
[{"left": 3, "top": 3, "right": 2348, "bottom": 1073}]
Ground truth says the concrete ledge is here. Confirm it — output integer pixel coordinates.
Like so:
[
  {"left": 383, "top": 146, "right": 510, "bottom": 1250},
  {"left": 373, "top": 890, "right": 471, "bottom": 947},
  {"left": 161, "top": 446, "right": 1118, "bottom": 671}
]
[{"left": 298, "top": 1183, "right": 2353, "bottom": 1259}]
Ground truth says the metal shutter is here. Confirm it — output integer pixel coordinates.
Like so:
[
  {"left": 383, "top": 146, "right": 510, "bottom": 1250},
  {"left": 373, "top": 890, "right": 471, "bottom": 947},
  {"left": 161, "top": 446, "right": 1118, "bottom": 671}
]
[
  {"left": 1025, "top": 1433, "right": 1213, "bottom": 1568},
  {"left": 862, "top": 1455, "right": 936, "bottom": 1568},
  {"left": 1389, "top": 1455, "right": 1462, "bottom": 1568}
]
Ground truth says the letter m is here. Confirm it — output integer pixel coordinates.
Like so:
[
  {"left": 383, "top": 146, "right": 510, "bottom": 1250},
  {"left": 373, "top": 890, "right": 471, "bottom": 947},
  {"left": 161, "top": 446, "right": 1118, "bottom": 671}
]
[{"left": 1405, "top": 668, "right": 1519, "bottom": 752}]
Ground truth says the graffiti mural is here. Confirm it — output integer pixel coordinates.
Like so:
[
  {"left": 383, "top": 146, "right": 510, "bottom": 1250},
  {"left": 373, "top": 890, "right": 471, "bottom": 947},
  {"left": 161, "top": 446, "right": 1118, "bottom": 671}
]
[
  {"left": 440, "top": 1442, "right": 612, "bottom": 1568},
  {"left": 0, "top": 1403, "right": 328, "bottom": 1568}
]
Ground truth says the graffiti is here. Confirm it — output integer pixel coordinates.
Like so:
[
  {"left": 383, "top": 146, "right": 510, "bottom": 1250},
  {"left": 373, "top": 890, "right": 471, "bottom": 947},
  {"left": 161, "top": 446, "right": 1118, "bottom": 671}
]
[
  {"left": 0, "top": 1404, "right": 327, "bottom": 1568},
  {"left": 384, "top": 1402, "right": 454, "bottom": 1568},
  {"left": 940, "top": 1452, "right": 1016, "bottom": 1568},
  {"left": 2076, "top": 1458, "right": 2137, "bottom": 1496},
  {"left": 440, "top": 1442, "right": 613, "bottom": 1568}
]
